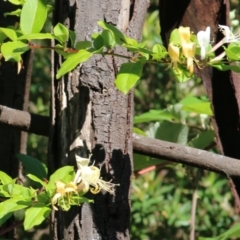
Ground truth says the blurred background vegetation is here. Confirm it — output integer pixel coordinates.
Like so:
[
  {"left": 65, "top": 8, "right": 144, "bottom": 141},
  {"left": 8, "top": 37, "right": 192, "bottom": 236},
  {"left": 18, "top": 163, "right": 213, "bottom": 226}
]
[{"left": 19, "top": 0, "right": 240, "bottom": 239}]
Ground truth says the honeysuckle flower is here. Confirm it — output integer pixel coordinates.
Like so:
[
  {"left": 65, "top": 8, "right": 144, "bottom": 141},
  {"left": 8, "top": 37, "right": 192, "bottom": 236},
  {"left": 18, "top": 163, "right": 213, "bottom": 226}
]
[
  {"left": 218, "top": 24, "right": 240, "bottom": 43},
  {"left": 75, "top": 155, "right": 117, "bottom": 194},
  {"left": 197, "top": 26, "right": 211, "bottom": 59},
  {"left": 179, "top": 26, "right": 191, "bottom": 44},
  {"left": 168, "top": 43, "right": 180, "bottom": 68},
  {"left": 181, "top": 42, "right": 196, "bottom": 73},
  {"left": 51, "top": 181, "right": 78, "bottom": 211}
]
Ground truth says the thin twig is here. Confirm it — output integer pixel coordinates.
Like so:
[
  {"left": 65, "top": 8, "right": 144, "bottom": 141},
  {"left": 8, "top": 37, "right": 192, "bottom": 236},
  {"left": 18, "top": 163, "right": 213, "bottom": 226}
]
[{"left": 190, "top": 169, "right": 201, "bottom": 240}]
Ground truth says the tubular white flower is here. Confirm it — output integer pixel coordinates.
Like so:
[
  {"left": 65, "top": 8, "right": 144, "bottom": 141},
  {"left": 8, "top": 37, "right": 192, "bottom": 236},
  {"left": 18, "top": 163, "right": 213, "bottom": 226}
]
[
  {"left": 197, "top": 26, "right": 211, "bottom": 59},
  {"left": 75, "top": 154, "right": 118, "bottom": 194},
  {"left": 218, "top": 24, "right": 240, "bottom": 43}
]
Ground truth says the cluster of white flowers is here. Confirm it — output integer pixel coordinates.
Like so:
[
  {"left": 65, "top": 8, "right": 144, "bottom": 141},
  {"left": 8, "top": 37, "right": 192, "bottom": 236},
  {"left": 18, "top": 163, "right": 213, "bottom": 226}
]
[
  {"left": 51, "top": 155, "right": 117, "bottom": 210},
  {"left": 168, "top": 24, "right": 240, "bottom": 74},
  {"left": 197, "top": 25, "right": 240, "bottom": 60}
]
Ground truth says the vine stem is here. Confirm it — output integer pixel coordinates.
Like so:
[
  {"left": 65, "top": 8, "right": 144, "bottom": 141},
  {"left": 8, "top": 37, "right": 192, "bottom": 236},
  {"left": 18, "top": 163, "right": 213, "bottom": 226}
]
[{"left": 27, "top": 43, "right": 171, "bottom": 64}]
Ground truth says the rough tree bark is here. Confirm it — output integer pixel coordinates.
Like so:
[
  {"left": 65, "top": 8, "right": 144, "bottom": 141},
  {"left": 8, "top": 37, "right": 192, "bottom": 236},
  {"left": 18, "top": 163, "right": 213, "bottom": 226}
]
[
  {"left": 48, "top": 0, "right": 149, "bottom": 239},
  {"left": 159, "top": 0, "right": 240, "bottom": 209}
]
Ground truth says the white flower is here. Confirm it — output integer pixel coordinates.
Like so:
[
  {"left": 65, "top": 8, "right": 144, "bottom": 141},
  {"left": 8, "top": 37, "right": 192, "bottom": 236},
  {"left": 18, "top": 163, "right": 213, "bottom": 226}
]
[
  {"left": 197, "top": 26, "right": 211, "bottom": 59},
  {"left": 74, "top": 155, "right": 117, "bottom": 194},
  {"left": 218, "top": 24, "right": 240, "bottom": 43}
]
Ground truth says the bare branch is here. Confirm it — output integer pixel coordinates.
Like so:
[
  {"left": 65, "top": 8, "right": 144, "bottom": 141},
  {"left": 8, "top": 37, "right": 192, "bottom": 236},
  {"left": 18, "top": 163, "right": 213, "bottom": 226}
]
[
  {"left": 1, "top": 105, "right": 240, "bottom": 177},
  {"left": 0, "top": 105, "right": 49, "bottom": 136},
  {"left": 132, "top": 134, "right": 240, "bottom": 177}
]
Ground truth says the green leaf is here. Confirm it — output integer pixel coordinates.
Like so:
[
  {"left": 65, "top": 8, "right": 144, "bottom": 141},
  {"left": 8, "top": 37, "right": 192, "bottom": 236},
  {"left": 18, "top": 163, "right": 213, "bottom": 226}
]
[
  {"left": 8, "top": 0, "right": 25, "bottom": 5},
  {"left": 188, "top": 130, "right": 215, "bottom": 150},
  {"left": 24, "top": 204, "right": 51, "bottom": 230},
  {"left": 37, "top": 192, "right": 50, "bottom": 204},
  {"left": 133, "top": 127, "right": 147, "bottom": 136},
  {"left": 20, "top": 0, "right": 48, "bottom": 34},
  {"left": 0, "top": 212, "right": 13, "bottom": 227},
  {"left": 115, "top": 62, "right": 143, "bottom": 94},
  {"left": 27, "top": 174, "right": 47, "bottom": 188},
  {"left": 155, "top": 121, "right": 189, "bottom": 145},
  {"left": 0, "top": 171, "right": 13, "bottom": 185},
  {"left": 93, "top": 34, "right": 104, "bottom": 50},
  {"left": 210, "top": 62, "right": 240, "bottom": 73},
  {"left": 169, "top": 28, "right": 181, "bottom": 45},
  {"left": 69, "top": 30, "right": 76, "bottom": 47},
  {"left": 0, "top": 28, "right": 18, "bottom": 41},
  {"left": 17, "top": 154, "right": 47, "bottom": 179},
  {"left": 134, "top": 109, "right": 177, "bottom": 124},
  {"left": 75, "top": 41, "right": 92, "bottom": 50},
  {"left": 173, "top": 65, "right": 192, "bottom": 83},
  {"left": 0, "top": 32, "right": 7, "bottom": 43},
  {"left": 101, "top": 29, "right": 116, "bottom": 48},
  {"left": 180, "top": 96, "right": 213, "bottom": 116},
  {"left": 151, "top": 44, "right": 167, "bottom": 60},
  {"left": 56, "top": 50, "right": 93, "bottom": 79},
  {"left": 225, "top": 43, "right": 240, "bottom": 61},
  {"left": 97, "top": 20, "right": 127, "bottom": 45},
  {"left": 18, "top": 33, "right": 54, "bottom": 40},
  {"left": 133, "top": 153, "right": 165, "bottom": 172},
  {"left": 4, "top": 9, "right": 21, "bottom": 17},
  {"left": 1, "top": 41, "right": 29, "bottom": 61},
  {"left": 4, "top": 183, "right": 34, "bottom": 200},
  {"left": 199, "top": 223, "right": 240, "bottom": 240},
  {"left": 0, "top": 199, "right": 30, "bottom": 226},
  {"left": 47, "top": 166, "right": 74, "bottom": 190},
  {"left": 53, "top": 23, "right": 69, "bottom": 45}
]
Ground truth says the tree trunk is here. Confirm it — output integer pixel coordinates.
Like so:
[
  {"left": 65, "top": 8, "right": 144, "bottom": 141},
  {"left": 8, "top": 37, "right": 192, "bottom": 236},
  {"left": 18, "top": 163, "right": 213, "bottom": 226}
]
[{"left": 49, "top": 0, "right": 149, "bottom": 239}]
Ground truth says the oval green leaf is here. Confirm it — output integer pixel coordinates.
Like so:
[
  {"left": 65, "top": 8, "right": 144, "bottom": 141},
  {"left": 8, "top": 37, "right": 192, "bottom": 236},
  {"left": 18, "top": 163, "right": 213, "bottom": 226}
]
[
  {"left": 24, "top": 204, "right": 51, "bottom": 230},
  {"left": 56, "top": 50, "right": 93, "bottom": 79},
  {"left": 1, "top": 41, "right": 29, "bottom": 61},
  {"left": 20, "top": 0, "right": 48, "bottom": 34},
  {"left": 115, "top": 62, "right": 143, "bottom": 94},
  {"left": 16, "top": 153, "right": 47, "bottom": 180}
]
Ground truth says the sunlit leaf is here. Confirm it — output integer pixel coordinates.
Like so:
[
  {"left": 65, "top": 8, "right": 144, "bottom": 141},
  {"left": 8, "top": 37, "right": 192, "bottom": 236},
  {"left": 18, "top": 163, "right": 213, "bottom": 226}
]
[
  {"left": 18, "top": 33, "right": 54, "bottom": 40},
  {"left": 115, "top": 62, "right": 143, "bottom": 94},
  {"left": 97, "top": 20, "right": 127, "bottom": 45},
  {"left": 27, "top": 174, "right": 47, "bottom": 188},
  {"left": 180, "top": 96, "right": 213, "bottom": 116},
  {"left": 53, "top": 23, "right": 69, "bottom": 45},
  {"left": 210, "top": 62, "right": 240, "bottom": 73},
  {"left": 169, "top": 28, "right": 181, "bottom": 45},
  {"left": 20, "top": 0, "right": 48, "bottom": 34},
  {"left": 0, "top": 199, "right": 30, "bottom": 226},
  {"left": 4, "top": 9, "right": 21, "bottom": 17},
  {"left": 56, "top": 50, "right": 93, "bottom": 79},
  {"left": 24, "top": 204, "right": 51, "bottom": 230},
  {"left": 101, "top": 29, "right": 116, "bottom": 48},
  {"left": 0, "top": 28, "right": 18, "bottom": 41},
  {"left": 134, "top": 109, "right": 177, "bottom": 124},
  {"left": 0, "top": 171, "right": 13, "bottom": 185},
  {"left": 47, "top": 166, "right": 74, "bottom": 190},
  {"left": 1, "top": 41, "right": 29, "bottom": 61}
]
